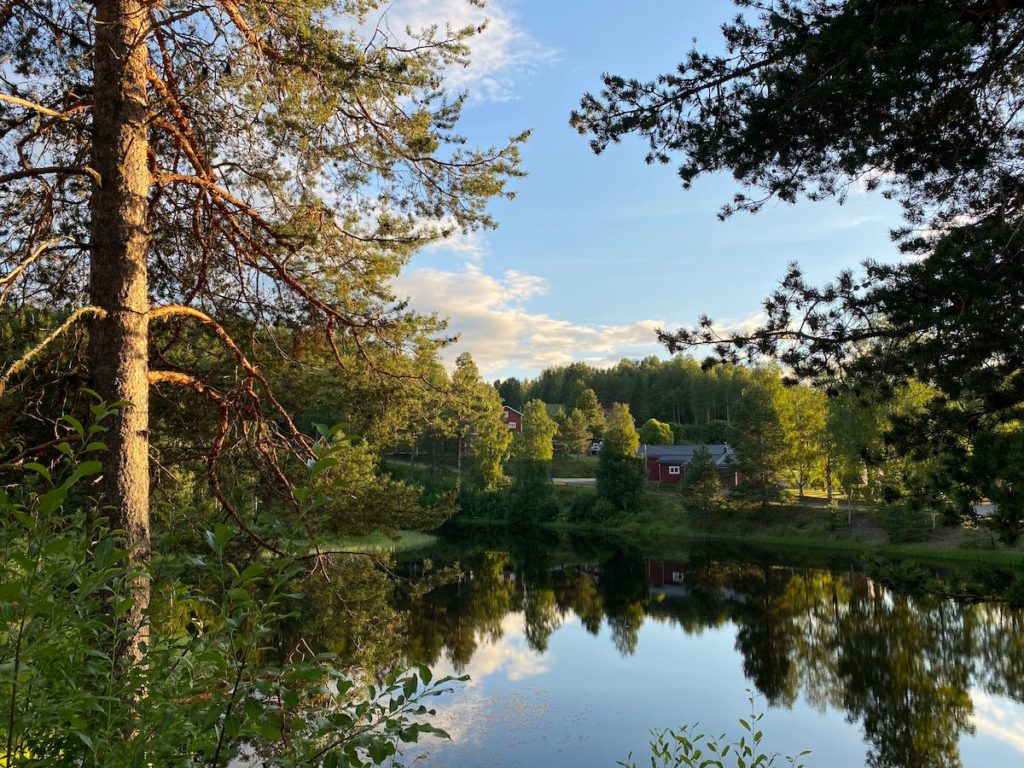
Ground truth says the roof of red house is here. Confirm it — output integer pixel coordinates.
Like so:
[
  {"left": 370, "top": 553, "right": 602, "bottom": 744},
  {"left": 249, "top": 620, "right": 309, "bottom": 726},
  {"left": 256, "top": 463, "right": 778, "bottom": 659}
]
[{"left": 638, "top": 444, "right": 736, "bottom": 466}]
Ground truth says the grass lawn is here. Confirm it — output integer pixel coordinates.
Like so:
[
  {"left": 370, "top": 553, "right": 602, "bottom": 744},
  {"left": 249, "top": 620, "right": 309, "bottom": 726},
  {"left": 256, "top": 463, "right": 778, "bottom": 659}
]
[
  {"left": 550, "top": 455, "right": 599, "bottom": 478},
  {"left": 305, "top": 530, "right": 439, "bottom": 554}
]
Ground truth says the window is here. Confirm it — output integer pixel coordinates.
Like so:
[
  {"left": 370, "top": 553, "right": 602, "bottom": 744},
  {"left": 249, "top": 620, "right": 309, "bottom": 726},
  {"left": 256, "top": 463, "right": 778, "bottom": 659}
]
[
  {"left": 668, "top": 466, "right": 681, "bottom": 476},
  {"left": 507, "top": 422, "right": 516, "bottom": 429}
]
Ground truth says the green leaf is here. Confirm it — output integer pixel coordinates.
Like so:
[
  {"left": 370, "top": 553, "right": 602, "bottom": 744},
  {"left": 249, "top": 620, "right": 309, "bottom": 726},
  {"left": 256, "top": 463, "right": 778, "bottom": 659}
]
[
  {"left": 367, "top": 739, "right": 395, "bottom": 764},
  {"left": 23, "top": 462, "right": 51, "bottom": 482},
  {"left": 244, "top": 697, "right": 263, "bottom": 722},
  {"left": 94, "top": 537, "right": 115, "bottom": 570},
  {"left": 62, "top": 415, "right": 86, "bottom": 437},
  {"left": 74, "top": 731, "right": 95, "bottom": 750},
  {"left": 39, "top": 486, "right": 67, "bottom": 515},
  {"left": 0, "top": 582, "right": 22, "bottom": 601},
  {"left": 65, "top": 460, "right": 103, "bottom": 488}
]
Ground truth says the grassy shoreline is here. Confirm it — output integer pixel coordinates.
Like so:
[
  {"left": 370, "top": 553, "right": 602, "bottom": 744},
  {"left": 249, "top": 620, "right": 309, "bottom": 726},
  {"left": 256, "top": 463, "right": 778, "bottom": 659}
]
[{"left": 456, "top": 485, "right": 1024, "bottom": 568}]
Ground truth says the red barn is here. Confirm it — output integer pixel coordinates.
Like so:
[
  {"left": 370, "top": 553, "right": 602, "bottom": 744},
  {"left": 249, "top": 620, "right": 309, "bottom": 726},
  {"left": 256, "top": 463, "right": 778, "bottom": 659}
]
[
  {"left": 502, "top": 405, "right": 523, "bottom": 433},
  {"left": 638, "top": 444, "right": 743, "bottom": 487}
]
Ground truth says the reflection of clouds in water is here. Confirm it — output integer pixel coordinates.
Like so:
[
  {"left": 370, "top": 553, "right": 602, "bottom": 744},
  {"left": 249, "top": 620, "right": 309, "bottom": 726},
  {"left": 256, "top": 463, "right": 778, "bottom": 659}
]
[
  {"left": 413, "top": 612, "right": 552, "bottom": 756},
  {"left": 971, "top": 692, "right": 1024, "bottom": 753},
  {"left": 434, "top": 613, "right": 550, "bottom": 686}
]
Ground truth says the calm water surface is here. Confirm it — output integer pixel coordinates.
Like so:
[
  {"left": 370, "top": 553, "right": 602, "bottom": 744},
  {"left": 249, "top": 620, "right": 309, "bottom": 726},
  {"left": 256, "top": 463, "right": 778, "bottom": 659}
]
[{"left": 302, "top": 529, "right": 1024, "bottom": 768}]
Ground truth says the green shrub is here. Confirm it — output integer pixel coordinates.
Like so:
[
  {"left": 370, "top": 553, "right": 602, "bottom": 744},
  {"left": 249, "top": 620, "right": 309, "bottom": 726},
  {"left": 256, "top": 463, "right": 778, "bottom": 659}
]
[
  {"left": 567, "top": 490, "right": 599, "bottom": 522},
  {"left": 0, "top": 413, "right": 460, "bottom": 767},
  {"left": 882, "top": 505, "right": 932, "bottom": 543},
  {"left": 619, "top": 697, "right": 809, "bottom": 768},
  {"left": 458, "top": 487, "right": 509, "bottom": 520}
]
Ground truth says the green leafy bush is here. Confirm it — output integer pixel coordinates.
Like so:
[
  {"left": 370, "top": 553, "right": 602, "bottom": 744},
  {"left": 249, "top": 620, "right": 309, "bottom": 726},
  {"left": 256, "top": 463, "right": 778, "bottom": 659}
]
[
  {"left": 0, "top": 410, "right": 461, "bottom": 767},
  {"left": 882, "top": 505, "right": 932, "bottom": 543},
  {"left": 619, "top": 699, "right": 810, "bottom": 768}
]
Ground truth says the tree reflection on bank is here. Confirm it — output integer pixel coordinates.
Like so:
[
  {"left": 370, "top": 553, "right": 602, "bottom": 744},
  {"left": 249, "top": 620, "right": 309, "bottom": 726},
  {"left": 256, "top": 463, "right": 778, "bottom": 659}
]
[{"left": 289, "top": 532, "right": 1024, "bottom": 768}]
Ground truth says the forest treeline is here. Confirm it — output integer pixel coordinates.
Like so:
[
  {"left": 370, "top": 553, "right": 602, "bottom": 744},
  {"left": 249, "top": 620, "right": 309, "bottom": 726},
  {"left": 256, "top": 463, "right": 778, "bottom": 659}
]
[{"left": 490, "top": 357, "right": 979, "bottom": 521}]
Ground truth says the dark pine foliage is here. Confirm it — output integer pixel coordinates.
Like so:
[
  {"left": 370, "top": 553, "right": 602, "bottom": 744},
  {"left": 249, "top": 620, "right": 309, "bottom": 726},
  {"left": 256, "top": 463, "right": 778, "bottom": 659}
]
[{"left": 573, "top": 0, "right": 1024, "bottom": 532}]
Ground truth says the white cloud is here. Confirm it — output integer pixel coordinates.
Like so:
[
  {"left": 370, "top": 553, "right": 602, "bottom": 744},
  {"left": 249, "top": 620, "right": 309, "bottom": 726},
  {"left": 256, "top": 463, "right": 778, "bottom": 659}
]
[
  {"left": 707, "top": 311, "right": 768, "bottom": 342},
  {"left": 392, "top": 262, "right": 666, "bottom": 376},
  {"left": 379, "top": 0, "right": 557, "bottom": 101},
  {"left": 971, "top": 692, "right": 1024, "bottom": 754},
  {"left": 423, "top": 223, "right": 489, "bottom": 263}
]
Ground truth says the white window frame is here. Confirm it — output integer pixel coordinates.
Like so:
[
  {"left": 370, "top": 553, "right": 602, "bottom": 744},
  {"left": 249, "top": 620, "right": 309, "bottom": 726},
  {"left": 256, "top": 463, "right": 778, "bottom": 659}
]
[{"left": 668, "top": 465, "right": 681, "bottom": 476}]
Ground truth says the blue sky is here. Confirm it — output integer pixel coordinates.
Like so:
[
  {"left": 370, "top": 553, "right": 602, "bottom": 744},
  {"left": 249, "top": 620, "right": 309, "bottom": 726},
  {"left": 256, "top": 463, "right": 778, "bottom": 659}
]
[{"left": 387, "top": 0, "right": 907, "bottom": 379}]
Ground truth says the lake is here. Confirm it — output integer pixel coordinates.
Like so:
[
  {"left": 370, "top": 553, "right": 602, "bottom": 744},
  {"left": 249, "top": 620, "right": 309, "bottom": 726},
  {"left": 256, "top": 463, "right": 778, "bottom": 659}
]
[{"left": 297, "top": 527, "right": 1024, "bottom": 768}]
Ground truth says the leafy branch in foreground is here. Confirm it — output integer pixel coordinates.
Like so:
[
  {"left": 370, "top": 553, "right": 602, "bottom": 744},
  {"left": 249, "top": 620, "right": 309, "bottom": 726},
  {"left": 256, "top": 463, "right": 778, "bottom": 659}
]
[
  {"left": 0, "top": 408, "right": 462, "bottom": 767},
  {"left": 619, "top": 697, "right": 810, "bottom": 768}
]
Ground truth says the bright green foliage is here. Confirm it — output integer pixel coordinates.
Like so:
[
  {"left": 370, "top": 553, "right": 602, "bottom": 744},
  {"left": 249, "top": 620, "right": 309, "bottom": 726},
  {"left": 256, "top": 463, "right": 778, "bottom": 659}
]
[
  {"left": 597, "top": 403, "right": 645, "bottom": 511},
  {"left": 731, "top": 369, "right": 786, "bottom": 509},
  {"left": 619, "top": 698, "right": 809, "bottom": 768},
  {"left": 602, "top": 403, "right": 640, "bottom": 458},
  {"left": 779, "top": 385, "right": 828, "bottom": 499},
  {"left": 560, "top": 408, "right": 592, "bottom": 458},
  {"left": 0, "top": 414, "right": 462, "bottom": 767},
  {"left": 574, "top": 387, "right": 606, "bottom": 437},
  {"left": 826, "top": 391, "right": 882, "bottom": 503},
  {"left": 683, "top": 445, "right": 722, "bottom": 511},
  {"left": 302, "top": 424, "right": 454, "bottom": 537},
  {"left": 506, "top": 401, "right": 558, "bottom": 522},
  {"left": 638, "top": 418, "right": 673, "bottom": 446},
  {"left": 513, "top": 400, "right": 559, "bottom": 462},
  {"left": 470, "top": 383, "right": 513, "bottom": 491},
  {"left": 447, "top": 353, "right": 512, "bottom": 486}
]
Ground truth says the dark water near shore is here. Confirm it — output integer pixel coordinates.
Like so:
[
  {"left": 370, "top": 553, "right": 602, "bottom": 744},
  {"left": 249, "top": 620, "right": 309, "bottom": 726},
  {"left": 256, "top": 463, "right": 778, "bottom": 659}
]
[{"left": 298, "top": 528, "right": 1024, "bottom": 767}]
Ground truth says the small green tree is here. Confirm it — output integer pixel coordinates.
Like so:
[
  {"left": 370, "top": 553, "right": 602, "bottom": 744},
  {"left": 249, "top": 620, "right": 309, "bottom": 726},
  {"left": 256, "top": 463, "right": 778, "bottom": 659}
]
[
  {"left": 560, "top": 408, "right": 592, "bottom": 459},
  {"left": 597, "top": 403, "right": 645, "bottom": 511},
  {"left": 509, "top": 400, "right": 559, "bottom": 522},
  {"left": 471, "top": 384, "right": 513, "bottom": 491},
  {"left": 638, "top": 418, "right": 674, "bottom": 446},
  {"left": 514, "top": 400, "right": 559, "bottom": 462},
  {"left": 779, "top": 385, "right": 828, "bottom": 500},
  {"left": 683, "top": 446, "right": 722, "bottom": 511},
  {"left": 731, "top": 369, "right": 786, "bottom": 510},
  {"left": 575, "top": 388, "right": 605, "bottom": 438}
]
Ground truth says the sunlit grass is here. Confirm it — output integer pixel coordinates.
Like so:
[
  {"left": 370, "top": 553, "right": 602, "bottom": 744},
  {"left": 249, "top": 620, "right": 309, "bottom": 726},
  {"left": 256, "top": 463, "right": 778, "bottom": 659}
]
[{"left": 304, "top": 530, "right": 439, "bottom": 554}]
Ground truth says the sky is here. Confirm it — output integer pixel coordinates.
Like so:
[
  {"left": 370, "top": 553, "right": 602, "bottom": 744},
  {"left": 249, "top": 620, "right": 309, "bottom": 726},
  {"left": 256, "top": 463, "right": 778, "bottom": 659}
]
[{"left": 384, "top": 0, "right": 908, "bottom": 380}]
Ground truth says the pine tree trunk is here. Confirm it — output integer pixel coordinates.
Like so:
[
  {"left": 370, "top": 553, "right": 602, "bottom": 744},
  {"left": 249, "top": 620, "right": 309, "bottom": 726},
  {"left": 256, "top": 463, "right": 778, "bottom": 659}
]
[{"left": 89, "top": 0, "right": 151, "bottom": 660}]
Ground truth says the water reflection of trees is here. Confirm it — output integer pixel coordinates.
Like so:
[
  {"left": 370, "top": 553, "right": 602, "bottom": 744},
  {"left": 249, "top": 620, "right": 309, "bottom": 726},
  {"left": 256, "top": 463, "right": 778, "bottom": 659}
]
[
  {"left": 281, "top": 534, "right": 1024, "bottom": 768},
  {"left": 398, "top": 542, "right": 1024, "bottom": 768}
]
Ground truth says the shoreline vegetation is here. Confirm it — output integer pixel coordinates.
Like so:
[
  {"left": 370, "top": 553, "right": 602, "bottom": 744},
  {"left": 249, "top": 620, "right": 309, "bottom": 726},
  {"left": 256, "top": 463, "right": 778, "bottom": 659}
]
[{"left": 384, "top": 462, "right": 1024, "bottom": 569}]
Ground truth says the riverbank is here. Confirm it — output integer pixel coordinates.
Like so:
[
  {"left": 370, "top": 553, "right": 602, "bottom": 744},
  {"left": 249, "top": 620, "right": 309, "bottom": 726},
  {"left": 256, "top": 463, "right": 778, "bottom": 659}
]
[{"left": 507, "top": 485, "right": 1024, "bottom": 568}]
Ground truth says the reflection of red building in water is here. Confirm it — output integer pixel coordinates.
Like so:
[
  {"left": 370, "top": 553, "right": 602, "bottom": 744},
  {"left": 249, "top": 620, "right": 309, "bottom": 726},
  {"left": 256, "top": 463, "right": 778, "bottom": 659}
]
[
  {"left": 646, "top": 560, "right": 691, "bottom": 597},
  {"left": 638, "top": 444, "right": 744, "bottom": 487}
]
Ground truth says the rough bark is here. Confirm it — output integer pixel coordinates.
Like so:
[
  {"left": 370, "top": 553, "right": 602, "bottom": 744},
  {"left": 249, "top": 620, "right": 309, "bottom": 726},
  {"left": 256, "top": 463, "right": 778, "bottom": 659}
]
[{"left": 88, "top": 0, "right": 152, "bottom": 657}]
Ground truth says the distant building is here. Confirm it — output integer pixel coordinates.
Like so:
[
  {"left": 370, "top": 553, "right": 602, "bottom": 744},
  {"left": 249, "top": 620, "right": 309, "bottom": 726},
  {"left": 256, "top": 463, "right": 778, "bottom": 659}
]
[
  {"left": 502, "top": 405, "right": 523, "bottom": 432},
  {"left": 637, "top": 443, "right": 743, "bottom": 486}
]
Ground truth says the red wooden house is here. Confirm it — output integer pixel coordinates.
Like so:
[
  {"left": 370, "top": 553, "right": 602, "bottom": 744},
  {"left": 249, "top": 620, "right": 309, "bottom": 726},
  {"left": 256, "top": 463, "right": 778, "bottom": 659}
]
[
  {"left": 637, "top": 443, "right": 743, "bottom": 487},
  {"left": 502, "top": 405, "right": 523, "bottom": 432}
]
